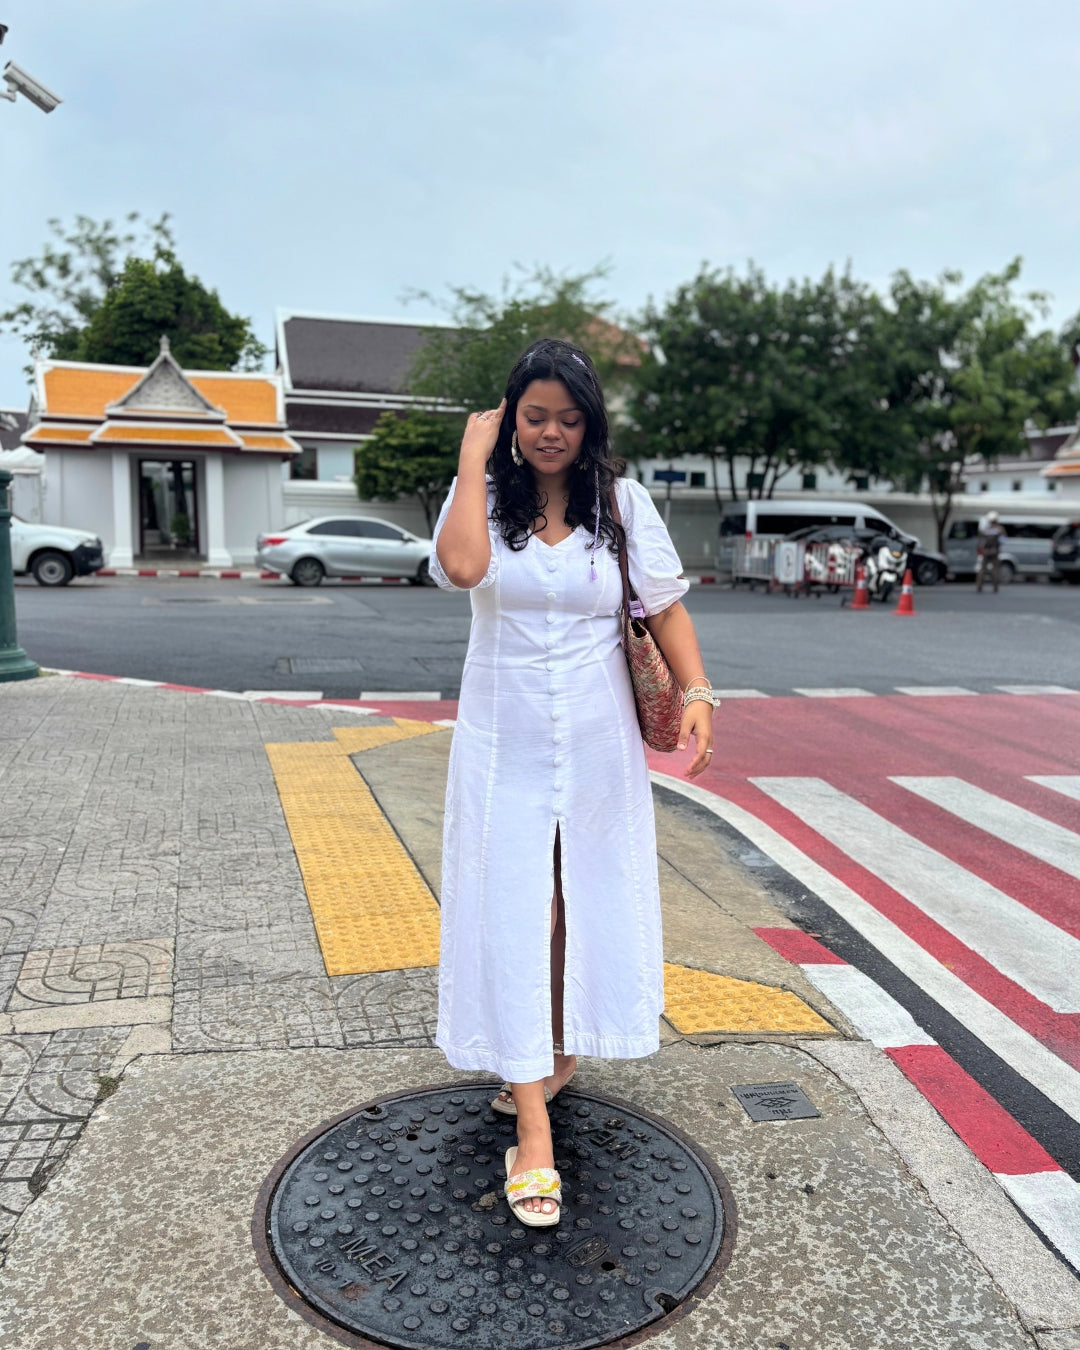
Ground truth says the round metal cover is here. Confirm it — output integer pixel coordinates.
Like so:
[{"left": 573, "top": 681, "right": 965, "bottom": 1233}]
[{"left": 254, "top": 1083, "right": 736, "bottom": 1350}]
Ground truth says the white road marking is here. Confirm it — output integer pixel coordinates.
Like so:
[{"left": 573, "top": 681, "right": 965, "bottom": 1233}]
[
  {"left": 650, "top": 772, "right": 1080, "bottom": 1125},
  {"left": 1028, "top": 776, "right": 1080, "bottom": 804},
  {"left": 751, "top": 776, "right": 1080, "bottom": 1014},
  {"left": 995, "top": 685, "right": 1078, "bottom": 695},
  {"left": 360, "top": 691, "right": 442, "bottom": 701},
  {"left": 242, "top": 690, "right": 324, "bottom": 701},
  {"left": 995, "top": 1171, "right": 1080, "bottom": 1274},
  {"left": 711, "top": 689, "right": 771, "bottom": 699},
  {"left": 800, "top": 964, "right": 936, "bottom": 1048},
  {"left": 894, "top": 686, "right": 977, "bottom": 696},
  {"left": 433, "top": 718, "right": 458, "bottom": 728},
  {"left": 893, "top": 776, "right": 1080, "bottom": 883},
  {"left": 793, "top": 687, "right": 874, "bottom": 698}
]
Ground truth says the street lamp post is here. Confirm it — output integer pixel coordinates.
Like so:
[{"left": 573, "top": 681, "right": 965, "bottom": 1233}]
[{"left": 0, "top": 468, "right": 39, "bottom": 682}]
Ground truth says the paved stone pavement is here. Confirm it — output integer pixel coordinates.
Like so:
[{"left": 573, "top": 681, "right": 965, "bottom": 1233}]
[{"left": 2, "top": 673, "right": 1079, "bottom": 1349}]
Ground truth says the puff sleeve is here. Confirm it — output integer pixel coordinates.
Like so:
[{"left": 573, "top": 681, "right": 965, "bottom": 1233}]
[
  {"left": 429, "top": 476, "right": 500, "bottom": 591},
  {"left": 618, "top": 477, "right": 689, "bottom": 616}
]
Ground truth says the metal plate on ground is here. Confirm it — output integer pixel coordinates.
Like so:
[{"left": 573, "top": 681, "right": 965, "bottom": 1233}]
[
  {"left": 731, "top": 1081, "right": 820, "bottom": 1122},
  {"left": 280, "top": 657, "right": 368, "bottom": 674},
  {"left": 255, "top": 1083, "right": 736, "bottom": 1350}
]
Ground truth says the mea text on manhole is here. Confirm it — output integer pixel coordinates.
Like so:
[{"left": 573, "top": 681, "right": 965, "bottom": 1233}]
[
  {"left": 731, "top": 1081, "right": 820, "bottom": 1122},
  {"left": 254, "top": 1083, "right": 737, "bottom": 1350}
]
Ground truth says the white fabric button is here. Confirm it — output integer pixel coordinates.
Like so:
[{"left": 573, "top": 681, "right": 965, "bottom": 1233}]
[
  {"left": 551, "top": 711, "right": 561, "bottom": 721},
  {"left": 554, "top": 756, "right": 563, "bottom": 767},
  {"left": 546, "top": 591, "right": 557, "bottom": 601},
  {"left": 547, "top": 561, "right": 558, "bottom": 572},
  {"left": 545, "top": 660, "right": 555, "bottom": 671},
  {"left": 548, "top": 686, "right": 556, "bottom": 696},
  {"left": 553, "top": 782, "right": 563, "bottom": 793},
  {"left": 545, "top": 639, "right": 556, "bottom": 650},
  {"left": 545, "top": 614, "right": 556, "bottom": 625},
  {"left": 553, "top": 733, "right": 563, "bottom": 744}
]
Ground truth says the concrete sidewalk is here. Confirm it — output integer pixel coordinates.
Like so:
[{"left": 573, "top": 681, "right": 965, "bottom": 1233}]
[{"left": 0, "top": 674, "right": 1077, "bottom": 1349}]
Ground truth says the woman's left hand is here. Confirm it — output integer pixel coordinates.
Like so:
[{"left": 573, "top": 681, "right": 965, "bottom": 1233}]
[{"left": 677, "top": 701, "right": 714, "bottom": 778}]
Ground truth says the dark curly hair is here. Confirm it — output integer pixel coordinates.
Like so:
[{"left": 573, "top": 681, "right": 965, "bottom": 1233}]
[{"left": 488, "top": 337, "right": 625, "bottom": 554}]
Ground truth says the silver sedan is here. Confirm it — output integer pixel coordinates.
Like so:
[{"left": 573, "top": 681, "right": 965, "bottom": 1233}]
[{"left": 256, "top": 516, "right": 435, "bottom": 586}]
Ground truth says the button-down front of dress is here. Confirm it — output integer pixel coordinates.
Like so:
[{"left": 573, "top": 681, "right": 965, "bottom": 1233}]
[{"left": 429, "top": 476, "right": 689, "bottom": 1084}]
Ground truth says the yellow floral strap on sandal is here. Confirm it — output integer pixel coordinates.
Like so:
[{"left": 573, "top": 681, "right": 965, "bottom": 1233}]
[{"left": 505, "top": 1168, "right": 562, "bottom": 1205}]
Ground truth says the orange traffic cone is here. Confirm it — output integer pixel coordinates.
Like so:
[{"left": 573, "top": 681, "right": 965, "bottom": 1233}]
[
  {"left": 893, "top": 568, "right": 917, "bottom": 616},
  {"left": 850, "top": 565, "right": 870, "bottom": 610}
]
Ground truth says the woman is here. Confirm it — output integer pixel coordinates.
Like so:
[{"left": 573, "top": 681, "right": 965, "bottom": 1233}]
[{"left": 431, "top": 338, "right": 716, "bottom": 1226}]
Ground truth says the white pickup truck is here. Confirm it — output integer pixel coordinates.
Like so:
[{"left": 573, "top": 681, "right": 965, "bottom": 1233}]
[{"left": 10, "top": 516, "right": 105, "bottom": 586}]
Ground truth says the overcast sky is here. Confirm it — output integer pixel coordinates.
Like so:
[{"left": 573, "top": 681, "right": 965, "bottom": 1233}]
[{"left": 2, "top": 0, "right": 1078, "bottom": 399}]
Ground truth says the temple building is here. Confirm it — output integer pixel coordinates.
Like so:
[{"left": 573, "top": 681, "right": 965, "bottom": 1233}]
[{"left": 22, "top": 339, "right": 299, "bottom": 565}]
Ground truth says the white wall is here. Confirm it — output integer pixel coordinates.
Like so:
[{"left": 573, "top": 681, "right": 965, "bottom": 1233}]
[
  {"left": 42, "top": 451, "right": 114, "bottom": 544},
  {"left": 223, "top": 455, "right": 288, "bottom": 563}
]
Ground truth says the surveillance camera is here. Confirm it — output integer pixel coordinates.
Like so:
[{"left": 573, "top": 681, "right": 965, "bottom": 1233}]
[{"left": 2, "top": 61, "right": 62, "bottom": 113}]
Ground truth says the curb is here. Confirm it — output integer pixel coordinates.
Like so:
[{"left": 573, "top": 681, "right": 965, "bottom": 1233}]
[{"left": 88, "top": 569, "right": 723, "bottom": 585}]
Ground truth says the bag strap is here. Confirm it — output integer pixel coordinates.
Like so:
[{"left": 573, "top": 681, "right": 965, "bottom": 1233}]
[{"left": 609, "top": 484, "right": 646, "bottom": 620}]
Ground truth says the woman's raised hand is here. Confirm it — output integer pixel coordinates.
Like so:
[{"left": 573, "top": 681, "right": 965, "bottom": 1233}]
[{"left": 460, "top": 398, "right": 506, "bottom": 464}]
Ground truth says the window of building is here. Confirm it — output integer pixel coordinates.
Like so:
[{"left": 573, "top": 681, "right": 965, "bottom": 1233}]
[
  {"left": 979, "top": 482, "right": 989, "bottom": 492},
  {"left": 689, "top": 471, "right": 706, "bottom": 488},
  {"left": 1012, "top": 480, "right": 1022, "bottom": 492},
  {"left": 746, "top": 471, "right": 765, "bottom": 489},
  {"left": 852, "top": 475, "right": 870, "bottom": 491},
  {"left": 1048, "top": 481, "right": 1057, "bottom": 491},
  {"left": 290, "top": 446, "right": 317, "bottom": 480},
  {"left": 802, "top": 472, "right": 817, "bottom": 490}
]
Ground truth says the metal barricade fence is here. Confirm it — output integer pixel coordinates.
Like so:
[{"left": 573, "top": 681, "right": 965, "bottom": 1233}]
[
  {"left": 730, "top": 538, "right": 777, "bottom": 586},
  {"left": 802, "top": 541, "right": 858, "bottom": 589}
]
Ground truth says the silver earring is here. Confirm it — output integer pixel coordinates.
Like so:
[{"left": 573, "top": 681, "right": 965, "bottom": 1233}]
[{"left": 511, "top": 431, "right": 524, "bottom": 467}]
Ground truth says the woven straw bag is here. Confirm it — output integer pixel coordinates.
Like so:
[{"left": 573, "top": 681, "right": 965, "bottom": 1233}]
[{"left": 611, "top": 490, "right": 684, "bottom": 752}]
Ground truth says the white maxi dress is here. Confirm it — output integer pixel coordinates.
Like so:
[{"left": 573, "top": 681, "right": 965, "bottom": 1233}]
[{"left": 430, "top": 475, "right": 689, "bottom": 1083}]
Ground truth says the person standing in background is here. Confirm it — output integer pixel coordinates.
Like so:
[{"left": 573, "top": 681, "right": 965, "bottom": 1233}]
[{"left": 976, "top": 511, "right": 1007, "bottom": 593}]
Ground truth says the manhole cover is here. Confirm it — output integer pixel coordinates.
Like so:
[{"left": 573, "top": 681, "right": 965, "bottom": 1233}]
[{"left": 254, "top": 1083, "right": 736, "bottom": 1349}]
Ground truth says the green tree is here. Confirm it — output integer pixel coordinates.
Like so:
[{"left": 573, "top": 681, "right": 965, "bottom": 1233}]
[
  {"left": 80, "top": 253, "right": 266, "bottom": 370},
  {"left": 1, "top": 211, "right": 266, "bottom": 371},
  {"left": 628, "top": 263, "right": 878, "bottom": 510},
  {"left": 407, "top": 265, "right": 641, "bottom": 425},
  {"left": 880, "top": 261, "right": 1079, "bottom": 549},
  {"left": 354, "top": 410, "right": 462, "bottom": 533}
]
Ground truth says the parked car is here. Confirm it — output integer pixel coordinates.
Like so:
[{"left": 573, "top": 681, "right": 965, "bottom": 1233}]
[
  {"left": 256, "top": 516, "right": 435, "bottom": 587},
  {"left": 786, "top": 523, "right": 948, "bottom": 585},
  {"left": 1051, "top": 520, "right": 1080, "bottom": 584},
  {"left": 10, "top": 515, "right": 105, "bottom": 586},
  {"left": 945, "top": 515, "right": 1062, "bottom": 582}
]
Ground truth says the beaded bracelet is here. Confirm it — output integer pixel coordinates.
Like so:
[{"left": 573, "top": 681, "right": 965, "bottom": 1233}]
[{"left": 682, "top": 678, "right": 722, "bottom": 710}]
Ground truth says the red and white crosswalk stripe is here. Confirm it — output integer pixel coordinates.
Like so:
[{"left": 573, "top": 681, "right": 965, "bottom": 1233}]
[{"left": 753, "top": 926, "right": 1080, "bottom": 1272}]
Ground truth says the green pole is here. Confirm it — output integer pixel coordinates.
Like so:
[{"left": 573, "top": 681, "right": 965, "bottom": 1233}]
[{"left": 0, "top": 468, "right": 39, "bottom": 682}]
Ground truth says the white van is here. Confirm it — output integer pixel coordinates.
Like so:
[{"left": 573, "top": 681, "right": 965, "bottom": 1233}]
[
  {"left": 719, "top": 499, "right": 906, "bottom": 540},
  {"left": 945, "top": 514, "right": 1062, "bottom": 581}
]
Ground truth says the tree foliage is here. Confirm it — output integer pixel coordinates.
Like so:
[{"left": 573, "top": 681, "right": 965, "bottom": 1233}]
[
  {"left": 1, "top": 212, "right": 266, "bottom": 371},
  {"left": 354, "top": 410, "right": 462, "bottom": 533},
  {"left": 628, "top": 258, "right": 1079, "bottom": 547},
  {"left": 407, "top": 265, "right": 641, "bottom": 419}
]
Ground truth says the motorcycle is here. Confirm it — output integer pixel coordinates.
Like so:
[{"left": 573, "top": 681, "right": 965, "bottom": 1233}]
[{"left": 863, "top": 537, "right": 908, "bottom": 603}]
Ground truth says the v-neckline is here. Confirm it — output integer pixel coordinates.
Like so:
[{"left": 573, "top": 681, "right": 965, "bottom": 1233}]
[{"left": 533, "top": 529, "right": 579, "bottom": 551}]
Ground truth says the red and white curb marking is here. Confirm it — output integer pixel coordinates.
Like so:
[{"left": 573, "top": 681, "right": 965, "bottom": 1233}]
[
  {"left": 94, "top": 569, "right": 412, "bottom": 583},
  {"left": 755, "top": 923, "right": 1080, "bottom": 1272},
  {"left": 44, "top": 669, "right": 380, "bottom": 715}
]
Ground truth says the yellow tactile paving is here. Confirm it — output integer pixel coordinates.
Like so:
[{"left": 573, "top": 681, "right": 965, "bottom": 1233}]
[
  {"left": 662, "top": 962, "right": 834, "bottom": 1035},
  {"left": 332, "top": 719, "right": 444, "bottom": 754},
  {"left": 265, "top": 737, "right": 442, "bottom": 976}
]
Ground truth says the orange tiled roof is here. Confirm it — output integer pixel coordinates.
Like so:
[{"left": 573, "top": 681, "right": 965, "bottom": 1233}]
[
  {"left": 41, "top": 364, "right": 280, "bottom": 425},
  {"left": 238, "top": 432, "right": 298, "bottom": 452},
  {"left": 1044, "top": 461, "right": 1080, "bottom": 477},
  {"left": 192, "top": 376, "right": 278, "bottom": 425},
  {"left": 24, "top": 424, "right": 94, "bottom": 444},
  {"left": 92, "top": 424, "right": 241, "bottom": 447}
]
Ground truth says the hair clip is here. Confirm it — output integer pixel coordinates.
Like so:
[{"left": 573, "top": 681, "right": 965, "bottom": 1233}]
[{"left": 570, "top": 353, "right": 587, "bottom": 367}]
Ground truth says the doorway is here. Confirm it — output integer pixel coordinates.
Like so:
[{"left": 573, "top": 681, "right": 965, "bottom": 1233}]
[{"left": 138, "top": 459, "right": 200, "bottom": 559}]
